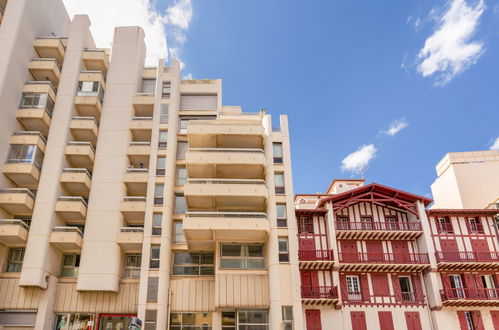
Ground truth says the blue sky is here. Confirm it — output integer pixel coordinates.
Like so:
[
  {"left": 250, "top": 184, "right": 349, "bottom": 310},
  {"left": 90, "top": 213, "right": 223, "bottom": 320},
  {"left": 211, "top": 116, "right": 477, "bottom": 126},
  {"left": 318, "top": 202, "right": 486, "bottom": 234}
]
[{"left": 64, "top": 0, "right": 499, "bottom": 197}]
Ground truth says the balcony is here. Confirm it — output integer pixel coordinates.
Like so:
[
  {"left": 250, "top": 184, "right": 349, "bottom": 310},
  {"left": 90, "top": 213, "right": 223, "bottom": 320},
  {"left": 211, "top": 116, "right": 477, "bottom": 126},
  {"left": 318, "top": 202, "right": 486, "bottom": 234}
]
[
  {"left": 127, "top": 142, "right": 150, "bottom": 167},
  {"left": 183, "top": 212, "right": 269, "bottom": 242},
  {"left": 184, "top": 178, "right": 267, "bottom": 212},
  {"left": 0, "top": 188, "right": 35, "bottom": 215},
  {"left": 123, "top": 168, "right": 148, "bottom": 196},
  {"left": 10, "top": 131, "right": 46, "bottom": 151},
  {"left": 0, "top": 219, "right": 29, "bottom": 246},
  {"left": 129, "top": 117, "right": 153, "bottom": 142},
  {"left": 70, "top": 117, "right": 99, "bottom": 144},
  {"left": 440, "top": 288, "right": 499, "bottom": 307},
  {"left": 334, "top": 221, "right": 423, "bottom": 240},
  {"left": 65, "top": 142, "right": 95, "bottom": 169},
  {"left": 298, "top": 250, "right": 335, "bottom": 270},
  {"left": 117, "top": 227, "right": 144, "bottom": 252},
  {"left": 60, "top": 168, "right": 91, "bottom": 197},
  {"left": 16, "top": 82, "right": 56, "bottom": 134},
  {"left": 436, "top": 251, "right": 499, "bottom": 271},
  {"left": 74, "top": 84, "right": 103, "bottom": 119},
  {"left": 34, "top": 38, "right": 65, "bottom": 64},
  {"left": 3, "top": 162, "right": 41, "bottom": 188},
  {"left": 338, "top": 252, "right": 430, "bottom": 272},
  {"left": 49, "top": 226, "right": 83, "bottom": 252},
  {"left": 132, "top": 93, "right": 154, "bottom": 117},
  {"left": 342, "top": 290, "right": 425, "bottom": 306},
  {"left": 186, "top": 148, "right": 266, "bottom": 179},
  {"left": 120, "top": 196, "right": 146, "bottom": 223},
  {"left": 82, "top": 49, "right": 109, "bottom": 75},
  {"left": 55, "top": 196, "right": 87, "bottom": 222},
  {"left": 187, "top": 121, "right": 265, "bottom": 149},
  {"left": 301, "top": 286, "right": 339, "bottom": 305},
  {"left": 28, "top": 58, "right": 61, "bottom": 86}
]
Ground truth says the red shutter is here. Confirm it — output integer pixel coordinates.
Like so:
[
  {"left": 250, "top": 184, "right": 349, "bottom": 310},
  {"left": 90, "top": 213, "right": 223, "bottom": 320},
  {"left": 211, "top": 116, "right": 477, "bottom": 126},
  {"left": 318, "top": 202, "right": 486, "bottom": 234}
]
[
  {"left": 372, "top": 273, "right": 390, "bottom": 296},
  {"left": 340, "top": 275, "right": 348, "bottom": 302},
  {"left": 405, "top": 312, "right": 422, "bottom": 330},
  {"left": 463, "top": 274, "right": 476, "bottom": 298},
  {"left": 490, "top": 311, "right": 499, "bottom": 330},
  {"left": 412, "top": 274, "right": 424, "bottom": 303},
  {"left": 473, "top": 311, "right": 485, "bottom": 330},
  {"left": 305, "top": 309, "right": 322, "bottom": 330},
  {"left": 441, "top": 274, "right": 452, "bottom": 289},
  {"left": 351, "top": 312, "right": 367, "bottom": 330},
  {"left": 457, "top": 312, "right": 469, "bottom": 330},
  {"left": 378, "top": 311, "right": 394, "bottom": 330},
  {"left": 391, "top": 274, "right": 402, "bottom": 302},
  {"left": 360, "top": 274, "right": 370, "bottom": 303}
]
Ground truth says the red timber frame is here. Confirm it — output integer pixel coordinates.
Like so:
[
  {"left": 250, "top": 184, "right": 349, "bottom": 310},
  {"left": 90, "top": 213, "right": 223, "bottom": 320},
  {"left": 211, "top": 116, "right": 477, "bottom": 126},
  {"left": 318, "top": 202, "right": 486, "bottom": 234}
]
[{"left": 296, "top": 209, "right": 334, "bottom": 269}]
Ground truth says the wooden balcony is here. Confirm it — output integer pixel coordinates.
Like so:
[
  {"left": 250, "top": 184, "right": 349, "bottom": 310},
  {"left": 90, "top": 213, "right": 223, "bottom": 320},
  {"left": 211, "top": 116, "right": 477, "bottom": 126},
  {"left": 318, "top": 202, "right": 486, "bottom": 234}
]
[
  {"left": 116, "top": 227, "right": 144, "bottom": 252},
  {"left": 334, "top": 221, "right": 423, "bottom": 240},
  {"left": 440, "top": 288, "right": 499, "bottom": 307},
  {"left": 436, "top": 251, "right": 499, "bottom": 271},
  {"left": 0, "top": 188, "right": 35, "bottom": 215},
  {"left": 49, "top": 226, "right": 83, "bottom": 252},
  {"left": 298, "top": 250, "right": 334, "bottom": 270},
  {"left": 82, "top": 49, "right": 109, "bottom": 75},
  {"left": 55, "top": 196, "right": 87, "bottom": 223},
  {"left": 301, "top": 286, "right": 339, "bottom": 306},
  {"left": 34, "top": 38, "right": 65, "bottom": 64},
  {"left": 338, "top": 252, "right": 430, "bottom": 272},
  {"left": 28, "top": 58, "right": 61, "bottom": 86},
  {"left": 0, "top": 219, "right": 29, "bottom": 246}
]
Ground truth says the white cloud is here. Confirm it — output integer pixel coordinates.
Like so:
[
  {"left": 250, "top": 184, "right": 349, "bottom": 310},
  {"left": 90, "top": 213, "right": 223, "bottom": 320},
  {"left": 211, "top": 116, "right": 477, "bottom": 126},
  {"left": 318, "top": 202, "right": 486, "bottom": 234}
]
[
  {"left": 381, "top": 118, "right": 409, "bottom": 136},
  {"left": 62, "top": 0, "right": 168, "bottom": 66},
  {"left": 183, "top": 73, "right": 193, "bottom": 80},
  {"left": 341, "top": 144, "right": 377, "bottom": 174},
  {"left": 417, "top": 0, "right": 485, "bottom": 85},
  {"left": 490, "top": 137, "right": 499, "bottom": 151},
  {"left": 166, "top": 0, "right": 193, "bottom": 69}
]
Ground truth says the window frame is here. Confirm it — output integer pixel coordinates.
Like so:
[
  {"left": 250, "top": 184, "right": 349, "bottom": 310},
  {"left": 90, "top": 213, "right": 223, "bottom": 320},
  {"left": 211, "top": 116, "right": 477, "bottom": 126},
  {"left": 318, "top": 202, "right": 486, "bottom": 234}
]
[
  {"left": 173, "top": 220, "right": 186, "bottom": 243},
  {"left": 61, "top": 254, "right": 80, "bottom": 278},
  {"left": 158, "top": 130, "right": 168, "bottom": 149},
  {"left": 272, "top": 143, "right": 283, "bottom": 164},
  {"left": 220, "top": 244, "right": 265, "bottom": 269},
  {"left": 156, "top": 156, "right": 166, "bottom": 175},
  {"left": 176, "top": 166, "right": 187, "bottom": 186},
  {"left": 169, "top": 312, "right": 213, "bottom": 329},
  {"left": 176, "top": 141, "right": 188, "bottom": 160},
  {"left": 278, "top": 237, "right": 289, "bottom": 263},
  {"left": 175, "top": 194, "right": 186, "bottom": 214},
  {"left": 282, "top": 306, "right": 293, "bottom": 330},
  {"left": 276, "top": 204, "right": 287, "bottom": 228},
  {"left": 172, "top": 252, "right": 215, "bottom": 276},
  {"left": 274, "top": 173, "right": 285, "bottom": 194},
  {"left": 162, "top": 81, "right": 171, "bottom": 98},
  {"left": 124, "top": 253, "right": 141, "bottom": 278},
  {"left": 152, "top": 213, "right": 162, "bottom": 236},
  {"left": 154, "top": 184, "right": 164, "bottom": 205},
  {"left": 150, "top": 245, "right": 160, "bottom": 269},
  {"left": 6, "top": 248, "right": 25, "bottom": 273}
]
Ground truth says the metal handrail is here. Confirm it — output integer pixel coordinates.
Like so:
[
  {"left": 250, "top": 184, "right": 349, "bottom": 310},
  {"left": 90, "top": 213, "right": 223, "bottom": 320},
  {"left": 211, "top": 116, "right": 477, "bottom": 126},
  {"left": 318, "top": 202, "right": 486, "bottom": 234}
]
[
  {"left": 301, "top": 286, "right": 338, "bottom": 299},
  {"left": 436, "top": 251, "right": 499, "bottom": 262},
  {"left": 188, "top": 148, "right": 264, "bottom": 153},
  {"left": 67, "top": 141, "right": 95, "bottom": 152},
  {"left": 129, "top": 141, "right": 151, "bottom": 146},
  {"left": 0, "top": 219, "right": 30, "bottom": 230},
  {"left": 298, "top": 250, "right": 334, "bottom": 261},
  {"left": 13, "top": 131, "right": 47, "bottom": 143},
  {"left": 52, "top": 226, "right": 83, "bottom": 235},
  {"left": 123, "top": 196, "right": 146, "bottom": 202},
  {"left": 120, "top": 227, "right": 144, "bottom": 233},
  {"left": 57, "top": 196, "right": 88, "bottom": 206},
  {"left": 339, "top": 252, "right": 430, "bottom": 264},
  {"left": 186, "top": 211, "right": 267, "bottom": 218},
  {"left": 136, "top": 92, "right": 154, "bottom": 96},
  {"left": 441, "top": 288, "right": 499, "bottom": 301},
  {"left": 334, "top": 221, "right": 422, "bottom": 231},
  {"left": 84, "top": 48, "right": 106, "bottom": 53},
  {"left": 126, "top": 168, "right": 148, "bottom": 173},
  {"left": 72, "top": 116, "right": 99, "bottom": 127},
  {"left": 80, "top": 70, "right": 103, "bottom": 74},
  {"left": 0, "top": 188, "right": 35, "bottom": 199},
  {"left": 62, "top": 168, "right": 91, "bottom": 177},
  {"left": 131, "top": 116, "right": 153, "bottom": 121},
  {"left": 31, "top": 57, "right": 61, "bottom": 70},
  {"left": 187, "top": 178, "right": 265, "bottom": 184}
]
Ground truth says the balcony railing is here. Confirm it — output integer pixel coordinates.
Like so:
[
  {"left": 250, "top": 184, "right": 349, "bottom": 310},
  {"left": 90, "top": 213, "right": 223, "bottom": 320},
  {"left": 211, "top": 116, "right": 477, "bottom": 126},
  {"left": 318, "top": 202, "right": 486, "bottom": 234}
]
[
  {"left": 301, "top": 286, "right": 338, "bottom": 299},
  {"left": 72, "top": 116, "right": 99, "bottom": 127},
  {"left": 298, "top": 250, "right": 334, "bottom": 261},
  {"left": 188, "top": 148, "right": 264, "bottom": 153},
  {"left": 440, "top": 288, "right": 499, "bottom": 301},
  {"left": 62, "top": 168, "right": 92, "bottom": 177},
  {"left": 125, "top": 168, "right": 148, "bottom": 173},
  {"left": 334, "top": 221, "right": 422, "bottom": 231},
  {"left": 123, "top": 196, "right": 146, "bottom": 202},
  {"left": 120, "top": 227, "right": 144, "bottom": 233},
  {"left": 57, "top": 196, "right": 88, "bottom": 206},
  {"left": 185, "top": 211, "right": 267, "bottom": 218},
  {"left": 129, "top": 141, "right": 150, "bottom": 146},
  {"left": 0, "top": 219, "right": 30, "bottom": 230},
  {"left": 68, "top": 141, "right": 96, "bottom": 152},
  {"left": 52, "top": 226, "right": 83, "bottom": 236},
  {"left": 0, "top": 188, "right": 36, "bottom": 199},
  {"left": 131, "top": 116, "right": 153, "bottom": 121},
  {"left": 339, "top": 252, "right": 429, "bottom": 264},
  {"left": 187, "top": 178, "right": 265, "bottom": 185},
  {"left": 13, "top": 130, "right": 47, "bottom": 144},
  {"left": 436, "top": 251, "right": 499, "bottom": 262}
]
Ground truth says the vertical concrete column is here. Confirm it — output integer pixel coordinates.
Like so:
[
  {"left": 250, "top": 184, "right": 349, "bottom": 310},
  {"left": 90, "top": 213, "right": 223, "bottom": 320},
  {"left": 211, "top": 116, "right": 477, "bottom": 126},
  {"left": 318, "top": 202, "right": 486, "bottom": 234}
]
[
  {"left": 77, "top": 26, "right": 146, "bottom": 292},
  {"left": 279, "top": 115, "right": 304, "bottom": 329},
  {"left": 156, "top": 60, "right": 181, "bottom": 329},
  {"left": 20, "top": 15, "right": 92, "bottom": 288},
  {"left": 263, "top": 114, "right": 283, "bottom": 329}
]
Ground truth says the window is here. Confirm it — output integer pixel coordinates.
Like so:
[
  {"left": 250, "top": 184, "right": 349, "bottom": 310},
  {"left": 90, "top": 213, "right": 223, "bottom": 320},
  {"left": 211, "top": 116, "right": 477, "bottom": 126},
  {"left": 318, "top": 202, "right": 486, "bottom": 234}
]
[
  {"left": 276, "top": 204, "right": 287, "bottom": 227},
  {"left": 7, "top": 144, "right": 44, "bottom": 168},
  {"left": 61, "top": 254, "right": 80, "bottom": 278},
  {"left": 274, "top": 173, "right": 285, "bottom": 194},
  {"left": 464, "top": 312, "right": 475, "bottom": 330},
  {"left": 173, "top": 221, "right": 186, "bottom": 243},
  {"left": 162, "top": 81, "right": 171, "bottom": 98},
  {"left": 273, "top": 143, "right": 283, "bottom": 164},
  {"left": 156, "top": 156, "right": 166, "bottom": 175},
  {"left": 399, "top": 276, "right": 415, "bottom": 302},
  {"left": 361, "top": 216, "right": 373, "bottom": 230},
  {"left": 238, "top": 310, "right": 269, "bottom": 330},
  {"left": 180, "top": 94, "right": 218, "bottom": 111},
  {"left": 54, "top": 314, "right": 96, "bottom": 330},
  {"left": 124, "top": 254, "right": 141, "bottom": 278},
  {"left": 145, "top": 310, "right": 157, "bottom": 330},
  {"left": 282, "top": 306, "right": 293, "bottom": 330},
  {"left": 179, "top": 118, "right": 189, "bottom": 134},
  {"left": 170, "top": 312, "right": 212, "bottom": 329},
  {"left": 175, "top": 194, "right": 186, "bottom": 214},
  {"left": 147, "top": 277, "right": 159, "bottom": 301},
  {"left": 298, "top": 216, "right": 313, "bottom": 234},
  {"left": 278, "top": 237, "right": 289, "bottom": 262},
  {"left": 222, "top": 312, "right": 236, "bottom": 330},
  {"left": 220, "top": 244, "right": 264, "bottom": 269},
  {"left": 437, "top": 217, "right": 453, "bottom": 234},
  {"left": 6, "top": 248, "right": 24, "bottom": 272},
  {"left": 336, "top": 216, "right": 350, "bottom": 230},
  {"left": 152, "top": 213, "right": 162, "bottom": 236},
  {"left": 141, "top": 79, "right": 156, "bottom": 94},
  {"left": 160, "top": 104, "right": 169, "bottom": 123},
  {"left": 150, "top": 245, "right": 160, "bottom": 269},
  {"left": 176, "top": 166, "right": 187, "bottom": 186},
  {"left": 177, "top": 142, "right": 188, "bottom": 160},
  {"left": 154, "top": 184, "right": 164, "bottom": 205},
  {"left": 481, "top": 275, "right": 497, "bottom": 299},
  {"left": 449, "top": 275, "right": 465, "bottom": 298},
  {"left": 346, "top": 275, "right": 361, "bottom": 300},
  {"left": 158, "top": 130, "right": 168, "bottom": 149},
  {"left": 468, "top": 217, "right": 483, "bottom": 234},
  {"left": 20, "top": 93, "right": 54, "bottom": 114},
  {"left": 172, "top": 252, "right": 214, "bottom": 275}
]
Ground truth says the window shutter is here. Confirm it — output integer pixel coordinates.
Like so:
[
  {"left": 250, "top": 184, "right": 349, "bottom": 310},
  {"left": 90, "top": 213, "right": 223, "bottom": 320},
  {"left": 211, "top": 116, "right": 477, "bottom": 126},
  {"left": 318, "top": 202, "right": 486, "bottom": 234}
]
[
  {"left": 147, "top": 277, "right": 159, "bottom": 301},
  {"left": 391, "top": 274, "right": 402, "bottom": 303},
  {"left": 412, "top": 274, "right": 424, "bottom": 303},
  {"left": 463, "top": 274, "right": 476, "bottom": 298},
  {"left": 378, "top": 311, "right": 394, "bottom": 330},
  {"left": 141, "top": 79, "right": 156, "bottom": 94},
  {"left": 340, "top": 275, "right": 348, "bottom": 301},
  {"left": 360, "top": 274, "right": 370, "bottom": 303},
  {"left": 457, "top": 312, "right": 469, "bottom": 330},
  {"left": 144, "top": 310, "right": 157, "bottom": 330},
  {"left": 371, "top": 273, "right": 390, "bottom": 296},
  {"left": 180, "top": 94, "right": 217, "bottom": 110},
  {"left": 472, "top": 311, "right": 485, "bottom": 330}
]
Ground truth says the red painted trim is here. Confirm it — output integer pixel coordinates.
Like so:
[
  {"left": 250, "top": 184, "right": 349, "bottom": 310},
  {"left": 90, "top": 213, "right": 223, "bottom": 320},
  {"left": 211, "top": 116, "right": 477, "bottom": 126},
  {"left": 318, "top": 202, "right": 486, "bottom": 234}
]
[{"left": 428, "top": 209, "right": 499, "bottom": 216}]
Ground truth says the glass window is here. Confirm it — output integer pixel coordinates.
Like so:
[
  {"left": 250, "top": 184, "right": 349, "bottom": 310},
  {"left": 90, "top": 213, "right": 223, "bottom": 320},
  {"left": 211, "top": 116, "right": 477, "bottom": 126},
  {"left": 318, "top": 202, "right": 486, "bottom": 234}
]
[
  {"left": 78, "top": 81, "right": 98, "bottom": 93},
  {"left": 220, "top": 244, "right": 264, "bottom": 269},
  {"left": 179, "top": 118, "right": 189, "bottom": 134},
  {"left": 158, "top": 130, "right": 168, "bottom": 149},
  {"left": 282, "top": 306, "right": 293, "bottom": 330},
  {"left": 20, "top": 93, "right": 54, "bottom": 115},
  {"left": 152, "top": 213, "right": 162, "bottom": 236},
  {"left": 437, "top": 217, "right": 454, "bottom": 234},
  {"left": 141, "top": 79, "right": 156, "bottom": 94},
  {"left": 160, "top": 104, "right": 169, "bottom": 123},
  {"left": 156, "top": 156, "right": 166, "bottom": 175},
  {"left": 154, "top": 184, "right": 164, "bottom": 205},
  {"left": 464, "top": 312, "right": 475, "bottom": 330},
  {"left": 276, "top": 204, "right": 287, "bottom": 227},
  {"left": 399, "top": 276, "right": 415, "bottom": 301},
  {"left": 173, "top": 221, "right": 185, "bottom": 243},
  {"left": 273, "top": 143, "right": 283, "bottom": 164},
  {"left": 274, "top": 173, "right": 285, "bottom": 194},
  {"left": 222, "top": 312, "right": 236, "bottom": 330},
  {"left": 162, "top": 81, "right": 171, "bottom": 98},
  {"left": 172, "top": 252, "right": 214, "bottom": 276},
  {"left": 54, "top": 313, "right": 96, "bottom": 330},
  {"left": 125, "top": 253, "right": 141, "bottom": 278},
  {"left": 6, "top": 248, "right": 24, "bottom": 273},
  {"left": 150, "top": 245, "right": 160, "bottom": 269},
  {"left": 346, "top": 275, "right": 361, "bottom": 301},
  {"left": 61, "top": 254, "right": 80, "bottom": 278},
  {"left": 176, "top": 166, "right": 187, "bottom": 186},
  {"left": 177, "top": 142, "right": 188, "bottom": 159},
  {"left": 7, "top": 144, "right": 44, "bottom": 168},
  {"left": 238, "top": 310, "right": 269, "bottom": 330},
  {"left": 170, "top": 312, "right": 212, "bottom": 329},
  {"left": 468, "top": 217, "right": 483, "bottom": 234},
  {"left": 278, "top": 237, "right": 289, "bottom": 262},
  {"left": 175, "top": 194, "right": 186, "bottom": 214}
]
